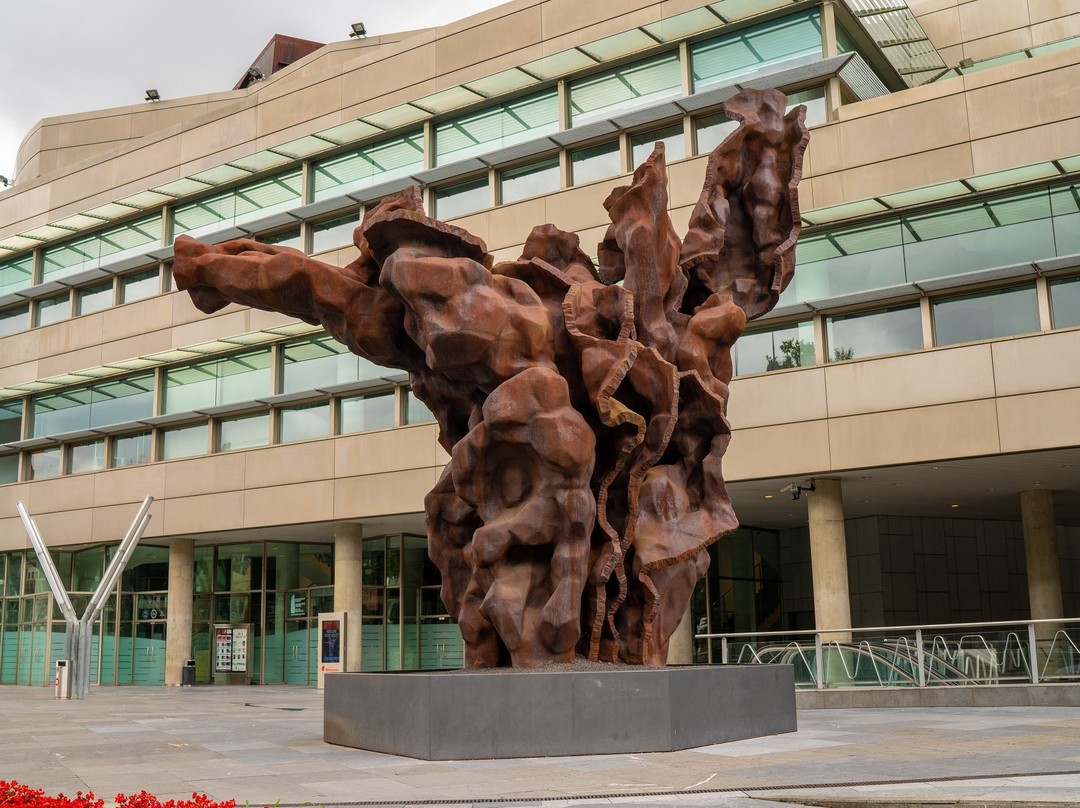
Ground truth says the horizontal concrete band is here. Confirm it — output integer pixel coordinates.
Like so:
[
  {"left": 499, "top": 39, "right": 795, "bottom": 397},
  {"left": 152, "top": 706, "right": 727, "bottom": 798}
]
[
  {"left": 796, "top": 683, "right": 1080, "bottom": 709},
  {"left": 324, "top": 664, "right": 797, "bottom": 759}
]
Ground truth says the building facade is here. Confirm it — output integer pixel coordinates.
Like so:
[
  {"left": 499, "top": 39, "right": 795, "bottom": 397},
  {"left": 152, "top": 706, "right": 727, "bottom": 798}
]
[{"left": 1, "top": 0, "right": 1078, "bottom": 686}]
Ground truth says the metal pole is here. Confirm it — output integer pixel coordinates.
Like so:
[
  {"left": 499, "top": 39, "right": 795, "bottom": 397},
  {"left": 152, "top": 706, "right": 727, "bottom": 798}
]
[
  {"left": 815, "top": 632, "right": 824, "bottom": 690},
  {"left": 1028, "top": 622, "right": 1040, "bottom": 685},
  {"left": 721, "top": 636, "right": 728, "bottom": 664},
  {"left": 85, "top": 498, "right": 154, "bottom": 624},
  {"left": 16, "top": 503, "right": 78, "bottom": 624},
  {"left": 915, "top": 628, "right": 926, "bottom": 688}
]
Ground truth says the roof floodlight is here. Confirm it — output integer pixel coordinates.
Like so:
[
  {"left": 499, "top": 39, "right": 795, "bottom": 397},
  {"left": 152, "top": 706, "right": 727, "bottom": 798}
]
[
  {"left": 349, "top": 22, "right": 367, "bottom": 38},
  {"left": 144, "top": 89, "right": 161, "bottom": 102},
  {"left": 247, "top": 67, "right": 264, "bottom": 81}
]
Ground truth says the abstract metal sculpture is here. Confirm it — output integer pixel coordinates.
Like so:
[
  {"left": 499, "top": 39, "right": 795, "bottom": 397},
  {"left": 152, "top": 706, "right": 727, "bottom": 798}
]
[{"left": 173, "top": 88, "right": 809, "bottom": 668}]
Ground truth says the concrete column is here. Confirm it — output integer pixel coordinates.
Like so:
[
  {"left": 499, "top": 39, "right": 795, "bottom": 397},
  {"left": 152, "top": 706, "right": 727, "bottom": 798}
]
[
  {"left": 806, "top": 478, "right": 852, "bottom": 642},
  {"left": 668, "top": 604, "right": 694, "bottom": 665},
  {"left": 1021, "top": 489, "right": 1064, "bottom": 638},
  {"left": 334, "top": 523, "right": 364, "bottom": 672},
  {"left": 164, "top": 538, "right": 194, "bottom": 686}
]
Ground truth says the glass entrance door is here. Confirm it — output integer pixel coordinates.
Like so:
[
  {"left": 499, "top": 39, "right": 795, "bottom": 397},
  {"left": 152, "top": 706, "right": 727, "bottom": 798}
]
[
  {"left": 284, "top": 618, "right": 311, "bottom": 684},
  {"left": 133, "top": 622, "right": 166, "bottom": 684}
]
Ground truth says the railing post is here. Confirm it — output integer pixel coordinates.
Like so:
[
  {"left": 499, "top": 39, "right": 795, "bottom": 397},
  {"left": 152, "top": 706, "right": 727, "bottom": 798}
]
[
  {"left": 1028, "top": 622, "right": 1040, "bottom": 684},
  {"left": 915, "top": 628, "right": 926, "bottom": 687},
  {"left": 720, "top": 636, "right": 728, "bottom": 664},
  {"left": 815, "top": 632, "right": 824, "bottom": 690}
]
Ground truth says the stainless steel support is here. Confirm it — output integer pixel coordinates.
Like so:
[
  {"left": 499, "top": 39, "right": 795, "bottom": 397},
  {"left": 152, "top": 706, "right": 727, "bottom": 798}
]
[
  {"left": 16, "top": 496, "right": 154, "bottom": 698},
  {"left": 1028, "top": 622, "right": 1040, "bottom": 685},
  {"left": 915, "top": 628, "right": 926, "bottom": 688},
  {"left": 815, "top": 632, "right": 824, "bottom": 690}
]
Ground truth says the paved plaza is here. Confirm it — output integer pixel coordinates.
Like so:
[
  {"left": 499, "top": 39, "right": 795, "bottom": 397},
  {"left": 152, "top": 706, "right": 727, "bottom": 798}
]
[{"left": 2, "top": 685, "right": 1079, "bottom": 808}]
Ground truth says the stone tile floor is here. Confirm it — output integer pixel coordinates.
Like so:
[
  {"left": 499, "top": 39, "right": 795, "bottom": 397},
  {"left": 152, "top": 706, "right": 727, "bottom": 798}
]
[{"left": 1, "top": 685, "right": 1078, "bottom": 807}]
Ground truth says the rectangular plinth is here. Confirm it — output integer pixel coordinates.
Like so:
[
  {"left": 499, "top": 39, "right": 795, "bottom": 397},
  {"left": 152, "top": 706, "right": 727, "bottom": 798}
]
[{"left": 324, "top": 664, "right": 795, "bottom": 759}]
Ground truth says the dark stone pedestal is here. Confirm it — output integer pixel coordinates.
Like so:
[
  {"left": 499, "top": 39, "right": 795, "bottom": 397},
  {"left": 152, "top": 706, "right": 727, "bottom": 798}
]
[{"left": 323, "top": 664, "right": 796, "bottom": 759}]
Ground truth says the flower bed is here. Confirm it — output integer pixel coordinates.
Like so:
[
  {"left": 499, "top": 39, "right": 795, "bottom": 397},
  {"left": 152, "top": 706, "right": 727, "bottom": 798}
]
[{"left": 0, "top": 781, "right": 263, "bottom": 808}]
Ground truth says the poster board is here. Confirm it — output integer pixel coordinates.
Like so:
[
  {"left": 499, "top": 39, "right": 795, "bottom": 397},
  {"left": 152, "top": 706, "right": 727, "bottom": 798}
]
[
  {"left": 212, "top": 624, "right": 252, "bottom": 683},
  {"left": 317, "top": 611, "right": 346, "bottom": 689}
]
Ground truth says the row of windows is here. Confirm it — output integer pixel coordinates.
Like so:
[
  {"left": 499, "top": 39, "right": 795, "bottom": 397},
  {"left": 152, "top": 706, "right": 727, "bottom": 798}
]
[
  {"left": 735, "top": 275, "right": 1080, "bottom": 375},
  {"left": 0, "top": 333, "right": 437, "bottom": 484},
  {"left": 0, "top": 384, "right": 432, "bottom": 484},
  {"left": 0, "top": 85, "right": 827, "bottom": 335},
  {"left": 787, "top": 183, "right": 1080, "bottom": 307}
]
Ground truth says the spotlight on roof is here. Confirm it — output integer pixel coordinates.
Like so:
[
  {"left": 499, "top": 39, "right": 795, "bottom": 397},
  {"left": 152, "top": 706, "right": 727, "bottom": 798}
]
[
  {"left": 349, "top": 22, "right": 367, "bottom": 38},
  {"left": 247, "top": 67, "right": 264, "bottom": 81},
  {"left": 0, "top": 176, "right": 9, "bottom": 187},
  {"left": 145, "top": 89, "right": 161, "bottom": 102}
]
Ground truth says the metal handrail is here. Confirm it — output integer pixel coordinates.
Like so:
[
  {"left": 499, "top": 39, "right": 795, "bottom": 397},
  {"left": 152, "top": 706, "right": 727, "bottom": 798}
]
[{"left": 699, "top": 616, "right": 1080, "bottom": 690}]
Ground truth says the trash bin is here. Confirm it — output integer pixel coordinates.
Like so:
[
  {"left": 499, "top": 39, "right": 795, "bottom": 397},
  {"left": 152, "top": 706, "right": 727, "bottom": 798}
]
[
  {"left": 55, "top": 660, "right": 72, "bottom": 700},
  {"left": 181, "top": 659, "right": 196, "bottom": 686}
]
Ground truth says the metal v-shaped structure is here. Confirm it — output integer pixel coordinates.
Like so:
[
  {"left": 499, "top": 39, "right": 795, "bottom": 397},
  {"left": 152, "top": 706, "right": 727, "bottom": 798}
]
[{"left": 16, "top": 496, "right": 154, "bottom": 698}]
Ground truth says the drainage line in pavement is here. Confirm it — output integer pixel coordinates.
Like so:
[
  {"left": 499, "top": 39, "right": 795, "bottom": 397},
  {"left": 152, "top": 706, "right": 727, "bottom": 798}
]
[{"left": 268, "top": 767, "right": 1080, "bottom": 808}]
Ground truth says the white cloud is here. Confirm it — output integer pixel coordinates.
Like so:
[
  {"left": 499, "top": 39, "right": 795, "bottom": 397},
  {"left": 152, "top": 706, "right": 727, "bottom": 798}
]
[{"left": 0, "top": 0, "right": 505, "bottom": 181}]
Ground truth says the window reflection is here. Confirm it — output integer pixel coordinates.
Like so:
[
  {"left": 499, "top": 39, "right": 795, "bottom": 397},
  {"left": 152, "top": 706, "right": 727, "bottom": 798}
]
[
  {"left": 826, "top": 305, "right": 923, "bottom": 361},
  {"left": 500, "top": 158, "right": 560, "bottom": 204},
  {"left": 340, "top": 391, "right": 395, "bottom": 433},
  {"left": 218, "top": 412, "right": 269, "bottom": 452},
  {"left": 111, "top": 432, "right": 151, "bottom": 468},
  {"left": 732, "top": 321, "right": 815, "bottom": 376},
  {"left": 933, "top": 285, "right": 1039, "bottom": 347},
  {"left": 631, "top": 123, "right": 685, "bottom": 167},
  {"left": 571, "top": 141, "right": 620, "bottom": 185},
  {"left": 1051, "top": 277, "right": 1080, "bottom": 329},
  {"left": 280, "top": 402, "right": 330, "bottom": 443},
  {"left": 161, "top": 423, "right": 208, "bottom": 460},
  {"left": 435, "top": 177, "right": 489, "bottom": 219}
]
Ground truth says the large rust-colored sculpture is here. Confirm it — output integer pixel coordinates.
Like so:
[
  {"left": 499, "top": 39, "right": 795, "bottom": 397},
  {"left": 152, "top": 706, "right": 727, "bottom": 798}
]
[{"left": 173, "top": 88, "right": 809, "bottom": 668}]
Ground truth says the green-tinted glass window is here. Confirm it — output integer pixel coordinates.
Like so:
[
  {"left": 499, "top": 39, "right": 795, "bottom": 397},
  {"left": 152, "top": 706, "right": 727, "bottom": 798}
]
[
  {"left": 435, "top": 177, "right": 489, "bottom": 219},
  {"left": 933, "top": 285, "right": 1040, "bottom": 347},
  {"left": 1051, "top": 277, "right": 1080, "bottom": 329},
  {"left": 161, "top": 423, "right": 209, "bottom": 460},
  {"left": 570, "top": 52, "right": 681, "bottom": 126},
  {"left": 732, "top": 320, "right": 815, "bottom": 376},
  {"left": 571, "top": 141, "right": 621, "bottom": 186},
  {"left": 312, "top": 132, "right": 423, "bottom": 201},
  {"left": 695, "top": 110, "right": 738, "bottom": 154},
  {"left": 312, "top": 213, "right": 360, "bottom": 254},
  {"left": 218, "top": 411, "right": 269, "bottom": 452},
  {"left": 6, "top": 554, "right": 22, "bottom": 598},
  {"left": 90, "top": 374, "right": 154, "bottom": 427},
  {"left": 258, "top": 227, "right": 302, "bottom": 250},
  {"left": 631, "top": 123, "right": 685, "bottom": 167},
  {"left": 300, "top": 544, "right": 333, "bottom": 588},
  {"left": 36, "top": 294, "right": 70, "bottom": 327},
  {"left": 280, "top": 402, "right": 330, "bottom": 443},
  {"left": 43, "top": 215, "right": 162, "bottom": 281},
  {"left": 73, "top": 547, "right": 105, "bottom": 592},
  {"left": 0, "top": 305, "right": 30, "bottom": 336},
  {"left": 0, "top": 453, "right": 17, "bottom": 485},
  {"left": 70, "top": 439, "right": 106, "bottom": 474},
  {"left": 789, "top": 86, "right": 827, "bottom": 127},
  {"left": 826, "top": 305, "right": 923, "bottom": 361},
  {"left": 78, "top": 282, "right": 114, "bottom": 316},
  {"left": 172, "top": 169, "right": 303, "bottom": 238},
  {"left": 786, "top": 220, "right": 906, "bottom": 305},
  {"left": 0, "top": 254, "right": 34, "bottom": 295},
  {"left": 120, "top": 269, "right": 160, "bottom": 303},
  {"left": 903, "top": 190, "right": 1054, "bottom": 282},
  {"left": 215, "top": 543, "right": 261, "bottom": 592},
  {"left": 123, "top": 545, "right": 169, "bottom": 592},
  {"left": 194, "top": 546, "right": 213, "bottom": 593},
  {"left": 0, "top": 400, "right": 21, "bottom": 444},
  {"left": 28, "top": 447, "right": 61, "bottom": 480},
  {"left": 1050, "top": 183, "right": 1080, "bottom": 256},
  {"left": 692, "top": 9, "right": 823, "bottom": 91},
  {"left": 340, "top": 391, "right": 396, "bottom": 433},
  {"left": 281, "top": 335, "right": 380, "bottom": 394},
  {"left": 404, "top": 389, "right": 435, "bottom": 425},
  {"left": 500, "top": 158, "right": 560, "bottom": 204},
  {"left": 111, "top": 432, "right": 151, "bottom": 468},
  {"left": 165, "top": 349, "right": 272, "bottom": 413},
  {"left": 435, "top": 90, "right": 558, "bottom": 166},
  {"left": 32, "top": 373, "right": 152, "bottom": 437}
]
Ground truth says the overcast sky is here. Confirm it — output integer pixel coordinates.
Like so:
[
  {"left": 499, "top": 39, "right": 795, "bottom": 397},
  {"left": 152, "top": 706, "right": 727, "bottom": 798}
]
[{"left": 0, "top": 0, "right": 506, "bottom": 183}]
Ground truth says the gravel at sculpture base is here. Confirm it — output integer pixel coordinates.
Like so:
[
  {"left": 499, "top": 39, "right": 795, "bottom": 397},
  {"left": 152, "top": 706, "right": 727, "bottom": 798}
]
[{"left": 173, "top": 88, "right": 809, "bottom": 668}]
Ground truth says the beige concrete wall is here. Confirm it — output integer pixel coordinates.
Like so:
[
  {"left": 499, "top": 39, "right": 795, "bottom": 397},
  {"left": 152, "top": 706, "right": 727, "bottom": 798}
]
[
  {"left": 912, "top": 0, "right": 1080, "bottom": 67},
  {"left": 724, "top": 326, "right": 1080, "bottom": 481}
]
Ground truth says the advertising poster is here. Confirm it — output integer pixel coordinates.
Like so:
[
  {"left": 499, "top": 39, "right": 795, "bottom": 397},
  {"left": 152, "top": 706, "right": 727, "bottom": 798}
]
[
  {"left": 214, "top": 627, "right": 233, "bottom": 673},
  {"left": 322, "top": 619, "right": 340, "bottom": 663}
]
